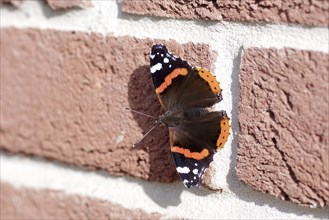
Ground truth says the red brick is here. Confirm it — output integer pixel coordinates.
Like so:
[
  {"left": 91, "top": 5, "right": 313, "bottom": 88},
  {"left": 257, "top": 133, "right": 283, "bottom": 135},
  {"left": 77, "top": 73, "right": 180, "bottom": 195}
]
[
  {"left": 0, "top": 28, "right": 217, "bottom": 183},
  {"left": 0, "top": 0, "right": 92, "bottom": 9},
  {"left": 45, "top": 0, "right": 92, "bottom": 10},
  {"left": 0, "top": 0, "right": 22, "bottom": 6},
  {"left": 0, "top": 183, "right": 162, "bottom": 219},
  {"left": 237, "top": 48, "right": 329, "bottom": 207},
  {"left": 122, "top": 0, "right": 329, "bottom": 26}
]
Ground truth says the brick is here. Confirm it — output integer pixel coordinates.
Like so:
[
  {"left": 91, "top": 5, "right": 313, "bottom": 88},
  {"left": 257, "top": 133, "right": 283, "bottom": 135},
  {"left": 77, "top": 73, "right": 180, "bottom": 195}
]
[
  {"left": 0, "top": 0, "right": 22, "bottom": 6},
  {"left": 0, "top": 28, "right": 216, "bottom": 183},
  {"left": 0, "top": 183, "right": 161, "bottom": 219},
  {"left": 45, "top": 0, "right": 92, "bottom": 10},
  {"left": 0, "top": 0, "right": 92, "bottom": 9},
  {"left": 122, "top": 0, "right": 329, "bottom": 26},
  {"left": 237, "top": 48, "right": 329, "bottom": 207}
]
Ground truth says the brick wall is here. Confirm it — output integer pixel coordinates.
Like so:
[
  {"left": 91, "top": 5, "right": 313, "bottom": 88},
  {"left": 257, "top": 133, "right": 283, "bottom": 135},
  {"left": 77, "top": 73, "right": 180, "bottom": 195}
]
[{"left": 1, "top": 0, "right": 328, "bottom": 219}]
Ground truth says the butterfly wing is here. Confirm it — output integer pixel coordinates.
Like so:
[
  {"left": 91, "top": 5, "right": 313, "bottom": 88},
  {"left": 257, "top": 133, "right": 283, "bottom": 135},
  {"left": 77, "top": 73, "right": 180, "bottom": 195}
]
[
  {"left": 171, "top": 142, "right": 214, "bottom": 188},
  {"left": 169, "top": 110, "right": 230, "bottom": 188},
  {"left": 150, "top": 44, "right": 192, "bottom": 110},
  {"left": 150, "top": 44, "right": 230, "bottom": 188},
  {"left": 150, "top": 44, "right": 222, "bottom": 111}
]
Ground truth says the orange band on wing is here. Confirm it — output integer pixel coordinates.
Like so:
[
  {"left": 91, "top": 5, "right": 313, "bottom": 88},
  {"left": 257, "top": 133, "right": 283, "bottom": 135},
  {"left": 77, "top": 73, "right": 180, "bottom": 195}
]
[
  {"left": 216, "top": 116, "right": 230, "bottom": 150},
  {"left": 197, "top": 68, "right": 222, "bottom": 94},
  {"left": 171, "top": 146, "right": 209, "bottom": 160},
  {"left": 155, "top": 68, "right": 188, "bottom": 94}
]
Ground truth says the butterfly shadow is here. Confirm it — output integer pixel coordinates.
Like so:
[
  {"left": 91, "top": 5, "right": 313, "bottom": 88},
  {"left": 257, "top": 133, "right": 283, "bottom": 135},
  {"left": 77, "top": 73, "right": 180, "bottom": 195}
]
[
  {"left": 127, "top": 65, "right": 184, "bottom": 207},
  {"left": 127, "top": 66, "right": 215, "bottom": 207}
]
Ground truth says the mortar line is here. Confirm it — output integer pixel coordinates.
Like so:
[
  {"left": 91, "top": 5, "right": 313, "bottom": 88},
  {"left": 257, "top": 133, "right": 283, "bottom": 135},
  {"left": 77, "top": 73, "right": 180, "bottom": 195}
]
[
  {"left": 0, "top": 1, "right": 328, "bottom": 53},
  {"left": 1, "top": 153, "right": 328, "bottom": 219}
]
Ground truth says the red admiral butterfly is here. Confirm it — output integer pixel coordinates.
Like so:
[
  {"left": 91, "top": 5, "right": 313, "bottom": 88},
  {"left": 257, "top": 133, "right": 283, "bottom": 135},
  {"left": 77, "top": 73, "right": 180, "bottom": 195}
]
[{"left": 149, "top": 44, "right": 230, "bottom": 188}]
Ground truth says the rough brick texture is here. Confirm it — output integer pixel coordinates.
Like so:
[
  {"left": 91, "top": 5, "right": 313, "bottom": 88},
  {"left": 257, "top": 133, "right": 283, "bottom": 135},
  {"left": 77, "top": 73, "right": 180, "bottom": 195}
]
[
  {"left": 0, "top": 0, "right": 92, "bottom": 9},
  {"left": 122, "top": 0, "right": 329, "bottom": 26},
  {"left": 237, "top": 48, "right": 329, "bottom": 207},
  {"left": 46, "top": 0, "right": 92, "bottom": 10},
  {"left": 0, "top": 28, "right": 216, "bottom": 183},
  {"left": 0, "top": 183, "right": 161, "bottom": 219},
  {"left": 0, "top": 0, "right": 22, "bottom": 6}
]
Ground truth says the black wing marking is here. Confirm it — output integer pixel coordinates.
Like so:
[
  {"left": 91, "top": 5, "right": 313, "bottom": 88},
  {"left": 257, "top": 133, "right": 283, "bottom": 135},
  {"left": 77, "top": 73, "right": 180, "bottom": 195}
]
[
  {"left": 150, "top": 44, "right": 191, "bottom": 89},
  {"left": 172, "top": 151, "right": 214, "bottom": 188}
]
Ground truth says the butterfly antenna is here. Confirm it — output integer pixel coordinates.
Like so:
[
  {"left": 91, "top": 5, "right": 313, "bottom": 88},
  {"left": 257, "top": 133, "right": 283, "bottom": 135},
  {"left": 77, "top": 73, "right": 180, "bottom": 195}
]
[
  {"left": 132, "top": 124, "right": 158, "bottom": 147},
  {"left": 124, "top": 107, "right": 156, "bottom": 119}
]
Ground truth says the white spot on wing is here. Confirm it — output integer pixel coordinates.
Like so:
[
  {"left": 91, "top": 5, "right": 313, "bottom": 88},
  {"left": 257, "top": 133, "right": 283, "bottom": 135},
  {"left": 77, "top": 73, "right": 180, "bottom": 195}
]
[
  {"left": 169, "top": 65, "right": 172, "bottom": 68},
  {"left": 177, "top": 166, "right": 190, "bottom": 174},
  {"left": 163, "top": 57, "right": 169, "bottom": 63},
  {"left": 193, "top": 169, "right": 198, "bottom": 175},
  {"left": 194, "top": 163, "right": 197, "bottom": 166},
  {"left": 150, "top": 63, "right": 162, "bottom": 74},
  {"left": 150, "top": 54, "right": 155, "bottom": 59}
]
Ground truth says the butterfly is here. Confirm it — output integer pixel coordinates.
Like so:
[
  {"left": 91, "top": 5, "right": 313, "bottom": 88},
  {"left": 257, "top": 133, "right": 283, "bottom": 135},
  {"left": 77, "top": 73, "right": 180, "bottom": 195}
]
[{"left": 149, "top": 44, "right": 230, "bottom": 188}]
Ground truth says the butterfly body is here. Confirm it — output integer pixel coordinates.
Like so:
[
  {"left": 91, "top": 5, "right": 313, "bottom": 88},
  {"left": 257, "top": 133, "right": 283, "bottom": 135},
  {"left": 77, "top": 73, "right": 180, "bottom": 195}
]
[
  {"left": 158, "top": 108, "right": 203, "bottom": 127},
  {"left": 150, "top": 44, "right": 230, "bottom": 188}
]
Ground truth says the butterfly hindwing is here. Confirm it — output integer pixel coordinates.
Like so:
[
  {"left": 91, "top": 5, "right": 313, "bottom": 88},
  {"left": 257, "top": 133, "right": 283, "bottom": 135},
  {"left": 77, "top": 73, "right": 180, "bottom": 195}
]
[
  {"left": 176, "top": 110, "right": 229, "bottom": 150},
  {"left": 170, "top": 111, "right": 230, "bottom": 188},
  {"left": 171, "top": 149, "right": 214, "bottom": 188}
]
